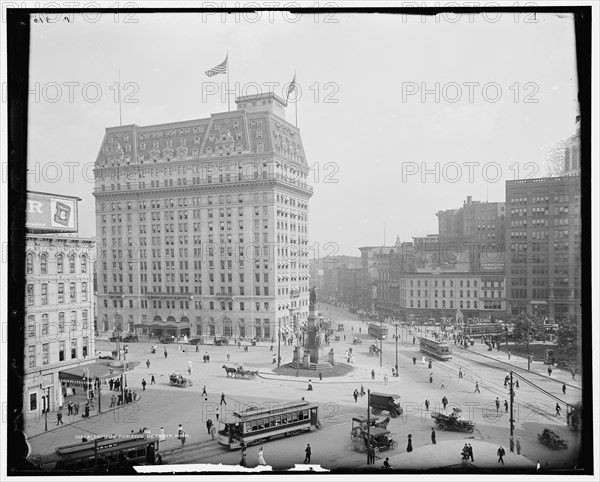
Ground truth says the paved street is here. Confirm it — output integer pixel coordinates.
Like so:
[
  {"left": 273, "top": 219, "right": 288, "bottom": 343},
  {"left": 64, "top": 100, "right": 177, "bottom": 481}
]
[{"left": 26, "top": 303, "right": 581, "bottom": 471}]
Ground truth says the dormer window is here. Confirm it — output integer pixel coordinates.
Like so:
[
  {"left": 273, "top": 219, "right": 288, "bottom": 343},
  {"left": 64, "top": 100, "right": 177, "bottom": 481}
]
[{"left": 209, "top": 134, "right": 215, "bottom": 142}]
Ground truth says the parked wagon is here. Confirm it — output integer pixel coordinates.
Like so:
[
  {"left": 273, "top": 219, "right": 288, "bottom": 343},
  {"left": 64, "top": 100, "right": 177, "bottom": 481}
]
[
  {"left": 169, "top": 373, "right": 193, "bottom": 388},
  {"left": 222, "top": 365, "right": 258, "bottom": 379},
  {"left": 431, "top": 407, "right": 474, "bottom": 433},
  {"left": 537, "top": 427, "right": 568, "bottom": 449}
]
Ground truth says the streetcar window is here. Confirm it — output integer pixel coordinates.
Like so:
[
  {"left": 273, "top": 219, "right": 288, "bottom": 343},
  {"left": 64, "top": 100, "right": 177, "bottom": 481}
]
[
  {"left": 258, "top": 419, "right": 265, "bottom": 430},
  {"left": 136, "top": 447, "right": 146, "bottom": 458},
  {"left": 264, "top": 418, "right": 271, "bottom": 428},
  {"left": 244, "top": 422, "right": 251, "bottom": 433},
  {"left": 291, "top": 412, "right": 298, "bottom": 422},
  {"left": 251, "top": 421, "right": 258, "bottom": 431},
  {"left": 275, "top": 415, "right": 281, "bottom": 425},
  {"left": 281, "top": 414, "right": 288, "bottom": 424}
]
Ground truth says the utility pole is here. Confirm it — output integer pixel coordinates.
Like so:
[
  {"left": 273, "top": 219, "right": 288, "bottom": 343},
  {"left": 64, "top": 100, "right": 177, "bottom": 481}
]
[
  {"left": 367, "top": 389, "right": 371, "bottom": 464},
  {"left": 395, "top": 320, "right": 398, "bottom": 376},
  {"left": 379, "top": 318, "right": 383, "bottom": 367},
  {"left": 277, "top": 317, "right": 281, "bottom": 368},
  {"left": 509, "top": 371, "right": 515, "bottom": 445},
  {"left": 526, "top": 322, "right": 531, "bottom": 371},
  {"left": 44, "top": 388, "right": 48, "bottom": 432}
]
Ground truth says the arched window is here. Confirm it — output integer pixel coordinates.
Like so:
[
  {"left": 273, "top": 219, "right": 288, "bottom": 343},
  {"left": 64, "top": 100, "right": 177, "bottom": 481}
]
[
  {"left": 81, "top": 255, "right": 88, "bottom": 273},
  {"left": 40, "top": 254, "right": 48, "bottom": 274},
  {"left": 26, "top": 253, "right": 34, "bottom": 274},
  {"left": 56, "top": 254, "right": 64, "bottom": 273},
  {"left": 69, "top": 254, "right": 76, "bottom": 273}
]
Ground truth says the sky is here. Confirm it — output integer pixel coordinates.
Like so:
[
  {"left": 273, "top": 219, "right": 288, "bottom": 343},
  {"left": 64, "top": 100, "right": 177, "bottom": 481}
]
[{"left": 26, "top": 9, "right": 580, "bottom": 256}]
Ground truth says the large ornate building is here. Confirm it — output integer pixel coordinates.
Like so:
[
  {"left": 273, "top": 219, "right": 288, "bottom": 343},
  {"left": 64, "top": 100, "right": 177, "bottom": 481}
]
[{"left": 93, "top": 92, "right": 312, "bottom": 342}]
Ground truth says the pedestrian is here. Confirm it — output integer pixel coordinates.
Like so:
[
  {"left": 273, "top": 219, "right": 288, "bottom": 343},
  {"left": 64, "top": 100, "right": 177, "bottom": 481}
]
[
  {"left": 431, "top": 427, "right": 436, "bottom": 444},
  {"left": 196, "top": 344, "right": 199, "bottom": 353},
  {"left": 133, "top": 390, "right": 138, "bottom": 401},
  {"left": 571, "top": 367, "right": 576, "bottom": 379},
  {"left": 536, "top": 459, "right": 540, "bottom": 471},
  {"left": 412, "top": 356, "right": 417, "bottom": 365},
  {"left": 159, "top": 427, "right": 166, "bottom": 442},
  {"left": 206, "top": 419, "right": 213, "bottom": 434},
  {"left": 458, "top": 368, "right": 463, "bottom": 379},
  {"left": 468, "top": 443, "right": 474, "bottom": 462},
  {"left": 548, "top": 366, "right": 552, "bottom": 377},
  {"left": 422, "top": 356, "right": 425, "bottom": 365},
  {"left": 227, "top": 354, "right": 230, "bottom": 361},
  {"left": 515, "top": 379, "right": 519, "bottom": 389},
  {"left": 371, "top": 369, "right": 375, "bottom": 380},
  {"left": 110, "top": 394, "right": 116, "bottom": 408},
  {"left": 67, "top": 401, "right": 73, "bottom": 416},
  {"left": 177, "top": 424, "right": 183, "bottom": 439},
  {"left": 164, "top": 349, "right": 168, "bottom": 359},
  {"left": 353, "top": 389, "right": 358, "bottom": 402},
  {"left": 180, "top": 430, "right": 186, "bottom": 446},
  {"left": 555, "top": 403, "right": 561, "bottom": 416},
  {"left": 109, "top": 379, "right": 114, "bottom": 391},
  {"left": 474, "top": 382, "right": 480, "bottom": 393},
  {"left": 304, "top": 443, "right": 311, "bottom": 463},
  {"left": 142, "top": 379, "right": 147, "bottom": 391},
  {"left": 425, "top": 399, "right": 430, "bottom": 411},
  {"left": 442, "top": 396, "right": 448, "bottom": 410},
  {"left": 383, "top": 457, "right": 391, "bottom": 470},
  {"left": 188, "top": 361, "right": 193, "bottom": 374},
  {"left": 207, "top": 354, "right": 210, "bottom": 362},
  {"left": 413, "top": 336, "right": 416, "bottom": 344},
  {"left": 84, "top": 402, "right": 90, "bottom": 418},
  {"left": 308, "top": 380, "right": 313, "bottom": 391},
  {"left": 384, "top": 374, "right": 388, "bottom": 385},
  {"left": 151, "top": 374, "right": 155, "bottom": 385},
  {"left": 210, "top": 425, "right": 216, "bottom": 440},
  {"left": 360, "top": 385, "right": 365, "bottom": 397},
  {"left": 562, "top": 383, "right": 566, "bottom": 395},
  {"left": 56, "top": 408, "right": 64, "bottom": 425},
  {"left": 178, "top": 344, "right": 181, "bottom": 351},
  {"left": 319, "top": 371, "right": 323, "bottom": 381},
  {"left": 503, "top": 399, "right": 508, "bottom": 412},
  {"left": 495, "top": 397, "right": 500, "bottom": 412},
  {"left": 258, "top": 447, "right": 267, "bottom": 466},
  {"left": 507, "top": 351, "right": 511, "bottom": 360},
  {"left": 428, "top": 359, "right": 432, "bottom": 369},
  {"left": 429, "top": 373, "right": 433, "bottom": 383},
  {"left": 240, "top": 448, "right": 247, "bottom": 467},
  {"left": 146, "top": 359, "right": 150, "bottom": 369},
  {"left": 272, "top": 354, "right": 276, "bottom": 364},
  {"left": 201, "top": 385, "right": 207, "bottom": 397},
  {"left": 406, "top": 434, "right": 413, "bottom": 452},
  {"left": 516, "top": 436, "right": 521, "bottom": 455},
  {"left": 216, "top": 406, "right": 220, "bottom": 421},
  {"left": 440, "top": 379, "right": 446, "bottom": 389},
  {"left": 497, "top": 445, "right": 505, "bottom": 465},
  {"left": 220, "top": 392, "right": 227, "bottom": 405}
]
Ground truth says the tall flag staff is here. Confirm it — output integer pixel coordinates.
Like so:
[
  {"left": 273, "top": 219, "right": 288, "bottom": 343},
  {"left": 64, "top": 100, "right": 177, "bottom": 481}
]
[
  {"left": 118, "top": 69, "right": 123, "bottom": 126},
  {"left": 205, "top": 52, "right": 230, "bottom": 111},
  {"left": 286, "top": 71, "right": 298, "bottom": 127}
]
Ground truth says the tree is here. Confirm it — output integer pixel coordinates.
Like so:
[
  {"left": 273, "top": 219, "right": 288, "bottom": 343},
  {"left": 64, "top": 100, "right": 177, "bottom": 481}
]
[
  {"left": 555, "top": 315, "right": 579, "bottom": 362},
  {"left": 511, "top": 314, "right": 546, "bottom": 344}
]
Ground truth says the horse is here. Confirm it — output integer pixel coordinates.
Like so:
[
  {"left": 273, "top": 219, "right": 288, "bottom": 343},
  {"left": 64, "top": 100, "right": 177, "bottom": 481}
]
[{"left": 222, "top": 365, "right": 237, "bottom": 377}]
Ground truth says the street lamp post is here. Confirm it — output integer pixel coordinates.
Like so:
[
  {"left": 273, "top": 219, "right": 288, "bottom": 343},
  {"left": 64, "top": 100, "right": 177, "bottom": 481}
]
[
  {"left": 509, "top": 371, "right": 515, "bottom": 445},
  {"left": 277, "top": 316, "right": 282, "bottom": 368},
  {"left": 367, "top": 389, "right": 371, "bottom": 465},
  {"left": 394, "top": 321, "right": 398, "bottom": 376},
  {"left": 526, "top": 321, "right": 531, "bottom": 371},
  {"left": 379, "top": 318, "right": 383, "bottom": 367},
  {"left": 44, "top": 387, "right": 48, "bottom": 432}
]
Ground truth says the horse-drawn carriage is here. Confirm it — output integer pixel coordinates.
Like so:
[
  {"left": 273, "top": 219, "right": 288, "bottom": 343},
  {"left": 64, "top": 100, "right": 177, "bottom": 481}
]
[
  {"left": 431, "top": 407, "right": 474, "bottom": 433},
  {"left": 353, "top": 337, "right": 362, "bottom": 345},
  {"left": 222, "top": 365, "right": 258, "bottom": 380},
  {"left": 350, "top": 416, "right": 391, "bottom": 441},
  {"left": 169, "top": 373, "right": 193, "bottom": 388},
  {"left": 369, "top": 344, "right": 380, "bottom": 355}
]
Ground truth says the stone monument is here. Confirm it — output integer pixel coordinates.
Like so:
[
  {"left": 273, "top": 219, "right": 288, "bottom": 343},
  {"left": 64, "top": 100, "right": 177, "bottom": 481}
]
[{"left": 304, "top": 287, "right": 321, "bottom": 364}]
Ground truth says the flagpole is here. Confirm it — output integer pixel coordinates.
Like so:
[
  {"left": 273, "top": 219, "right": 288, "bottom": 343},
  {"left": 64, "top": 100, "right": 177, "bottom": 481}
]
[
  {"left": 227, "top": 51, "right": 230, "bottom": 112},
  {"left": 118, "top": 69, "right": 122, "bottom": 126}
]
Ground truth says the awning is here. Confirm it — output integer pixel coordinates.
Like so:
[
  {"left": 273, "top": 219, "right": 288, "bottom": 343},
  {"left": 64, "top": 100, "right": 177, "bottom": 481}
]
[
  {"left": 59, "top": 360, "right": 128, "bottom": 385},
  {"left": 134, "top": 321, "right": 191, "bottom": 330}
]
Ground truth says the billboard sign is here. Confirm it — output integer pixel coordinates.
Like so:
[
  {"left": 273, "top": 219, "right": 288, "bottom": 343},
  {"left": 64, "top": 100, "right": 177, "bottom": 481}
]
[{"left": 26, "top": 191, "right": 79, "bottom": 233}]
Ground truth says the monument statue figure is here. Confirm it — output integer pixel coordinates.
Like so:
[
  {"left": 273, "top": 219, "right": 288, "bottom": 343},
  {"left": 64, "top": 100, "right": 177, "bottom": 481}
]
[{"left": 310, "top": 287, "right": 317, "bottom": 306}]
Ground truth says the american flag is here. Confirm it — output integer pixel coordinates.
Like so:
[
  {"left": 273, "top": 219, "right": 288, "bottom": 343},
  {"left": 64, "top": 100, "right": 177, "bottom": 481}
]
[{"left": 205, "top": 55, "right": 228, "bottom": 77}]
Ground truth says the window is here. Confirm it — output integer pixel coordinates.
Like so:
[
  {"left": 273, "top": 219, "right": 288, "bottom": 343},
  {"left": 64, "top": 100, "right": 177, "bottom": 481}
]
[
  {"left": 69, "top": 254, "right": 76, "bottom": 273},
  {"left": 28, "top": 345, "right": 36, "bottom": 368},
  {"left": 42, "top": 344, "right": 49, "bottom": 365},
  {"left": 26, "top": 253, "right": 34, "bottom": 274},
  {"left": 27, "top": 284, "right": 34, "bottom": 305},
  {"left": 41, "top": 284, "right": 48, "bottom": 305},
  {"left": 71, "top": 311, "right": 77, "bottom": 330},
  {"left": 82, "top": 310, "right": 88, "bottom": 329},
  {"left": 81, "top": 255, "right": 88, "bottom": 273},
  {"left": 70, "top": 283, "right": 76, "bottom": 302},
  {"left": 57, "top": 283, "right": 64, "bottom": 303},
  {"left": 71, "top": 339, "right": 77, "bottom": 359},
  {"left": 81, "top": 282, "right": 88, "bottom": 302},
  {"left": 27, "top": 315, "right": 35, "bottom": 337},
  {"left": 56, "top": 254, "right": 64, "bottom": 273},
  {"left": 40, "top": 254, "right": 48, "bottom": 274},
  {"left": 59, "top": 341, "right": 66, "bottom": 361}
]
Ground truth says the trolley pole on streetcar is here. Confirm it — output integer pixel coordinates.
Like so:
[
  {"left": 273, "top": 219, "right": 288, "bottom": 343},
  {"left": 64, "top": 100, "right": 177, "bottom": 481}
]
[{"left": 379, "top": 319, "right": 383, "bottom": 367}]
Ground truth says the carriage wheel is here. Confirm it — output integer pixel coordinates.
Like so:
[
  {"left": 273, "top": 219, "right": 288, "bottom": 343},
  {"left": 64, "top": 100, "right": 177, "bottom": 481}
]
[
  {"left": 391, "top": 441, "right": 398, "bottom": 449},
  {"left": 436, "top": 423, "right": 446, "bottom": 431},
  {"left": 351, "top": 433, "right": 359, "bottom": 442},
  {"left": 373, "top": 447, "right": 380, "bottom": 454},
  {"left": 390, "top": 412, "right": 397, "bottom": 419},
  {"left": 464, "top": 426, "right": 474, "bottom": 434},
  {"left": 372, "top": 408, "right": 381, "bottom": 415}
]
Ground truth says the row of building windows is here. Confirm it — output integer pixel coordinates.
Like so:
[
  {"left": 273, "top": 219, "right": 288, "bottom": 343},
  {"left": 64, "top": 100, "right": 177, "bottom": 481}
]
[
  {"left": 27, "top": 282, "right": 88, "bottom": 305},
  {"left": 409, "top": 299, "right": 480, "bottom": 309},
  {"left": 27, "top": 337, "right": 89, "bottom": 368},
  {"left": 26, "top": 253, "right": 88, "bottom": 275},
  {"left": 27, "top": 311, "right": 90, "bottom": 338}
]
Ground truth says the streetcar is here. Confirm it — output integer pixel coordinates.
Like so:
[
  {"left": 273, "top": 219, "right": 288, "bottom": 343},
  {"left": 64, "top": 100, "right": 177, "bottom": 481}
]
[
  {"left": 218, "top": 400, "right": 319, "bottom": 449},
  {"left": 420, "top": 337, "right": 452, "bottom": 361},
  {"left": 462, "top": 323, "right": 506, "bottom": 338},
  {"left": 41, "top": 434, "right": 161, "bottom": 471},
  {"left": 368, "top": 323, "right": 388, "bottom": 340}
]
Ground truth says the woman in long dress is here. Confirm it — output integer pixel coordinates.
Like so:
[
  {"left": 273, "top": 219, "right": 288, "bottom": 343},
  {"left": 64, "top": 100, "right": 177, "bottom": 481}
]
[
  {"left": 258, "top": 447, "right": 266, "bottom": 466},
  {"left": 406, "top": 434, "right": 413, "bottom": 452}
]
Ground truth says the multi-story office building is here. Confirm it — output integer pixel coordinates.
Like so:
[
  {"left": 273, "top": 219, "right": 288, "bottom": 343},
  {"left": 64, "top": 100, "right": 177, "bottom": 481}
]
[
  {"left": 359, "top": 246, "right": 395, "bottom": 310},
  {"left": 24, "top": 233, "right": 96, "bottom": 416},
  {"left": 93, "top": 92, "right": 312, "bottom": 342},
  {"left": 505, "top": 175, "right": 581, "bottom": 320}
]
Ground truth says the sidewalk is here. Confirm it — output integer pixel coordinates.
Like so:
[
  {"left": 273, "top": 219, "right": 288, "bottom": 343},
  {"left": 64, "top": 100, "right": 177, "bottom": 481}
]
[
  {"left": 359, "top": 440, "right": 536, "bottom": 471},
  {"left": 461, "top": 342, "right": 581, "bottom": 389}
]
